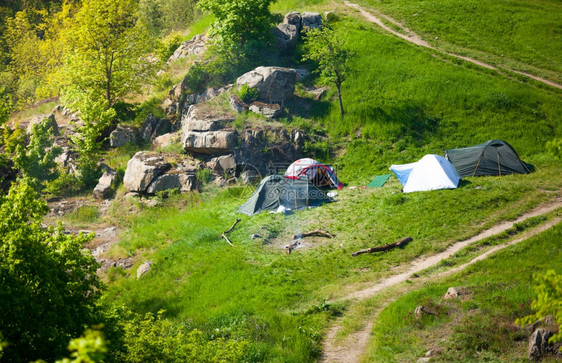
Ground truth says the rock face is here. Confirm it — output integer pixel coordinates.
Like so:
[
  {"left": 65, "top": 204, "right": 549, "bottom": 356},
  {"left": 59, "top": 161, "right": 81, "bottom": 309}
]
[
  {"left": 137, "top": 260, "right": 153, "bottom": 279},
  {"left": 284, "top": 12, "right": 302, "bottom": 32},
  {"left": 180, "top": 105, "right": 237, "bottom": 155},
  {"left": 208, "top": 154, "right": 236, "bottom": 175},
  {"left": 93, "top": 168, "right": 116, "bottom": 199},
  {"left": 229, "top": 95, "right": 248, "bottom": 113},
  {"left": 236, "top": 66, "right": 298, "bottom": 104},
  {"left": 165, "top": 83, "right": 232, "bottom": 117},
  {"left": 181, "top": 105, "right": 234, "bottom": 132},
  {"left": 168, "top": 34, "right": 207, "bottom": 62},
  {"left": 123, "top": 151, "right": 199, "bottom": 194},
  {"left": 141, "top": 115, "right": 172, "bottom": 141},
  {"left": 302, "top": 12, "right": 322, "bottom": 30},
  {"left": 123, "top": 152, "right": 171, "bottom": 192},
  {"left": 110, "top": 125, "right": 139, "bottom": 147},
  {"left": 27, "top": 114, "right": 59, "bottom": 136},
  {"left": 249, "top": 101, "right": 282, "bottom": 119},
  {"left": 528, "top": 329, "right": 553, "bottom": 361},
  {"left": 274, "top": 23, "right": 299, "bottom": 50}
]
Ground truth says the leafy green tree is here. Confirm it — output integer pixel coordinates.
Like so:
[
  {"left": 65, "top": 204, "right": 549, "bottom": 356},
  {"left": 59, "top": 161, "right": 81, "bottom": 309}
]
[
  {"left": 516, "top": 270, "right": 562, "bottom": 346},
  {"left": 61, "top": 0, "right": 153, "bottom": 108},
  {"left": 0, "top": 179, "right": 101, "bottom": 362},
  {"left": 13, "top": 118, "right": 61, "bottom": 190},
  {"left": 302, "top": 25, "right": 352, "bottom": 119},
  {"left": 198, "top": 0, "right": 275, "bottom": 48}
]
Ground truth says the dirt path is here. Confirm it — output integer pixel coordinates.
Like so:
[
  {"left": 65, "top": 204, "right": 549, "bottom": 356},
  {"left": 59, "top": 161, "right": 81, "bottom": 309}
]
[
  {"left": 344, "top": 1, "right": 562, "bottom": 90},
  {"left": 320, "top": 199, "right": 562, "bottom": 362}
]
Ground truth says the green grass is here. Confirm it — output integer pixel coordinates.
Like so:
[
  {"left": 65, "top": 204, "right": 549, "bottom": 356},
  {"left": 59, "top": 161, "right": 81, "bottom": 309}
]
[
  {"left": 357, "top": 0, "right": 562, "bottom": 82},
  {"left": 365, "top": 222, "right": 562, "bottom": 362}
]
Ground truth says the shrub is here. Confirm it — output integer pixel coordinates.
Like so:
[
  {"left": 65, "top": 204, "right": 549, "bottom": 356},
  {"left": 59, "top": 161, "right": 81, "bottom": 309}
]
[
  {"left": 157, "top": 31, "right": 184, "bottom": 62},
  {"left": 237, "top": 84, "right": 259, "bottom": 103},
  {"left": 546, "top": 138, "right": 562, "bottom": 159}
]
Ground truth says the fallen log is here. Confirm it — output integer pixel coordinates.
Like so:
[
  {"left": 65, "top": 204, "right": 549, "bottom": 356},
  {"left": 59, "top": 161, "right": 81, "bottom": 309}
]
[
  {"left": 286, "top": 240, "right": 300, "bottom": 254},
  {"left": 351, "top": 237, "right": 412, "bottom": 256},
  {"left": 292, "top": 229, "right": 335, "bottom": 240},
  {"left": 221, "top": 218, "right": 241, "bottom": 247}
]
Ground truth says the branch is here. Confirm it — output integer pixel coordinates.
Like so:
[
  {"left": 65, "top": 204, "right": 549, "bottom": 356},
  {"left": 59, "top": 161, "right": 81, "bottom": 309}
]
[
  {"left": 292, "top": 229, "right": 335, "bottom": 240},
  {"left": 351, "top": 237, "right": 412, "bottom": 257},
  {"left": 221, "top": 218, "right": 241, "bottom": 247}
]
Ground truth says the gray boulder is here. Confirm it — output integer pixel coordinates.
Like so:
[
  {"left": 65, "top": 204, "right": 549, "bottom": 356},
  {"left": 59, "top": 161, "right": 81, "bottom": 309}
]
[
  {"left": 273, "top": 23, "right": 299, "bottom": 50},
  {"left": 236, "top": 66, "right": 298, "bottom": 104},
  {"left": 152, "top": 132, "right": 180, "bottom": 149},
  {"left": 27, "top": 114, "right": 59, "bottom": 136},
  {"left": 137, "top": 260, "right": 153, "bottom": 279},
  {"left": 208, "top": 154, "right": 236, "bottom": 175},
  {"left": 93, "top": 168, "right": 116, "bottom": 200},
  {"left": 284, "top": 12, "right": 302, "bottom": 32},
  {"left": 528, "top": 328, "right": 553, "bottom": 361},
  {"left": 249, "top": 101, "right": 282, "bottom": 119},
  {"left": 123, "top": 152, "right": 171, "bottom": 192},
  {"left": 302, "top": 12, "right": 322, "bottom": 30},
  {"left": 168, "top": 34, "right": 207, "bottom": 62},
  {"left": 181, "top": 105, "right": 234, "bottom": 132},
  {"left": 182, "top": 130, "right": 237, "bottom": 155},
  {"left": 146, "top": 173, "right": 195, "bottom": 193},
  {"left": 110, "top": 125, "right": 139, "bottom": 147}
]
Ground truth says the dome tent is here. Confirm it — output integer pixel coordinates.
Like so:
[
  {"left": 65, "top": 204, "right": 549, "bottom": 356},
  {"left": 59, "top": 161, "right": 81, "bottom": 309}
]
[
  {"left": 237, "top": 175, "right": 332, "bottom": 216},
  {"left": 285, "top": 158, "right": 343, "bottom": 190},
  {"left": 390, "top": 154, "right": 461, "bottom": 193},
  {"left": 445, "top": 139, "right": 531, "bottom": 178}
]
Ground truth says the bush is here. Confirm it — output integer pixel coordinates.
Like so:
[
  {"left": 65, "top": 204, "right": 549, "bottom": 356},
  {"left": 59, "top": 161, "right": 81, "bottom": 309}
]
[
  {"left": 157, "top": 31, "right": 184, "bottom": 62},
  {"left": 45, "top": 172, "right": 83, "bottom": 197},
  {"left": 237, "top": 84, "right": 259, "bottom": 103},
  {"left": 546, "top": 138, "right": 562, "bottom": 159}
]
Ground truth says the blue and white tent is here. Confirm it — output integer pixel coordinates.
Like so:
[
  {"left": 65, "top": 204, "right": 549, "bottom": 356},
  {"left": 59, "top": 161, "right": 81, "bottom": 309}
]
[{"left": 390, "top": 154, "right": 461, "bottom": 193}]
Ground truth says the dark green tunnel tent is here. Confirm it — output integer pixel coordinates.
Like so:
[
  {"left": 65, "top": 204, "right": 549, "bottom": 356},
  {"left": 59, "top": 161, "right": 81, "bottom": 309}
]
[
  {"left": 445, "top": 140, "right": 531, "bottom": 178},
  {"left": 237, "top": 175, "right": 332, "bottom": 216}
]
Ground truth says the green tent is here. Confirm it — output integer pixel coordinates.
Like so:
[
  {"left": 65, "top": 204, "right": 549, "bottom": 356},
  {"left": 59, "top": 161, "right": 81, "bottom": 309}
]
[
  {"left": 237, "top": 175, "right": 332, "bottom": 216},
  {"left": 445, "top": 140, "right": 531, "bottom": 178}
]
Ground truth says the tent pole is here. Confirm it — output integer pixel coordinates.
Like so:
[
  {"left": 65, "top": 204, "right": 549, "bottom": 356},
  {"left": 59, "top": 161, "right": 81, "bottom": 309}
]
[
  {"left": 497, "top": 153, "right": 501, "bottom": 176},
  {"left": 472, "top": 155, "right": 483, "bottom": 177},
  {"left": 294, "top": 189, "right": 298, "bottom": 209}
]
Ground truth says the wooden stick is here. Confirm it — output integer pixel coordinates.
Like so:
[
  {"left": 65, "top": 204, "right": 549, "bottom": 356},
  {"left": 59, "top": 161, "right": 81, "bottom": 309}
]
[
  {"left": 221, "top": 218, "right": 241, "bottom": 247},
  {"left": 351, "top": 237, "right": 412, "bottom": 256},
  {"left": 286, "top": 240, "right": 300, "bottom": 254},
  {"left": 292, "top": 229, "right": 335, "bottom": 240}
]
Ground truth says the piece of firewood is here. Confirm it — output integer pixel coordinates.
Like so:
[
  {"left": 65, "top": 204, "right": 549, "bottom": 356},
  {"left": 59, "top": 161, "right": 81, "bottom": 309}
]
[
  {"left": 286, "top": 240, "right": 300, "bottom": 254},
  {"left": 351, "top": 237, "right": 412, "bottom": 256},
  {"left": 292, "top": 229, "right": 335, "bottom": 240},
  {"left": 221, "top": 218, "right": 241, "bottom": 247}
]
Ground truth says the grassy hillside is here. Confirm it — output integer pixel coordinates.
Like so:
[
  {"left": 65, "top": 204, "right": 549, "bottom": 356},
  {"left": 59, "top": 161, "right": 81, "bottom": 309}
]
[
  {"left": 366, "top": 221, "right": 562, "bottom": 362},
  {"left": 356, "top": 0, "right": 562, "bottom": 82},
  {"left": 41, "top": 0, "right": 559, "bottom": 361}
]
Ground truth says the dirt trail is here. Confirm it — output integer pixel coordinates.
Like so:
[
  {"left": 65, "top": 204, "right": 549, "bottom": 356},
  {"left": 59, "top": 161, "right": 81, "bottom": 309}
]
[
  {"left": 320, "top": 199, "right": 562, "bottom": 362},
  {"left": 344, "top": 1, "right": 562, "bottom": 90}
]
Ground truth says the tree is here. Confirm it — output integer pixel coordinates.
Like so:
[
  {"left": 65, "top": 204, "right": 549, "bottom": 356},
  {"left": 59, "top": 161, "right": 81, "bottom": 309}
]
[
  {"left": 302, "top": 25, "right": 352, "bottom": 119},
  {"left": 61, "top": 0, "right": 152, "bottom": 108},
  {"left": 198, "top": 0, "right": 275, "bottom": 49},
  {"left": 0, "top": 179, "right": 102, "bottom": 362}
]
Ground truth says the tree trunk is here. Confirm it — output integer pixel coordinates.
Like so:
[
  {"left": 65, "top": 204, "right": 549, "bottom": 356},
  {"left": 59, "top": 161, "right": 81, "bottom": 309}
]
[
  {"left": 335, "top": 75, "right": 344, "bottom": 118},
  {"left": 106, "top": 53, "right": 114, "bottom": 107}
]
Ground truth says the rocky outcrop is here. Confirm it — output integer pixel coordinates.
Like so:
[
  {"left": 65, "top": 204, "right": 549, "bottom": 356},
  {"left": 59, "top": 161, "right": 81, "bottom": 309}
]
[
  {"left": 110, "top": 125, "right": 139, "bottom": 147},
  {"left": 181, "top": 105, "right": 234, "bottom": 132},
  {"left": 302, "top": 12, "right": 322, "bottom": 30},
  {"left": 53, "top": 136, "right": 79, "bottom": 174},
  {"left": 168, "top": 34, "right": 207, "bottom": 62},
  {"left": 180, "top": 105, "right": 237, "bottom": 155},
  {"left": 165, "top": 84, "right": 233, "bottom": 117},
  {"left": 284, "top": 12, "right": 303, "bottom": 32},
  {"left": 249, "top": 101, "right": 282, "bottom": 119},
  {"left": 274, "top": 23, "right": 299, "bottom": 50},
  {"left": 140, "top": 115, "right": 172, "bottom": 142},
  {"left": 27, "top": 114, "right": 59, "bottom": 136},
  {"left": 93, "top": 168, "right": 116, "bottom": 200},
  {"left": 123, "top": 152, "right": 171, "bottom": 192},
  {"left": 528, "top": 329, "right": 554, "bottom": 361},
  {"left": 123, "top": 151, "right": 199, "bottom": 194},
  {"left": 236, "top": 66, "right": 298, "bottom": 104},
  {"left": 207, "top": 154, "right": 236, "bottom": 175}
]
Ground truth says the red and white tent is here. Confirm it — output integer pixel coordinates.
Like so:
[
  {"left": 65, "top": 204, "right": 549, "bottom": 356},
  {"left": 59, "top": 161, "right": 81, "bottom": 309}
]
[{"left": 285, "top": 158, "right": 343, "bottom": 190}]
